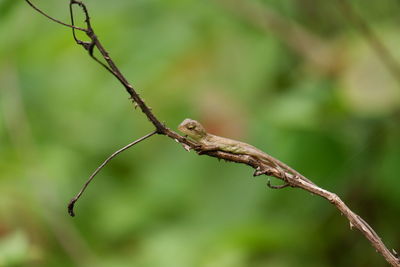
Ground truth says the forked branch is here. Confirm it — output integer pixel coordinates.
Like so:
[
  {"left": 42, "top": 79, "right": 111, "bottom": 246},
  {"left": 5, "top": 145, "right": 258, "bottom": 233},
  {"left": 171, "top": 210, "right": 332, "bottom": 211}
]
[{"left": 25, "top": 1, "right": 399, "bottom": 266}]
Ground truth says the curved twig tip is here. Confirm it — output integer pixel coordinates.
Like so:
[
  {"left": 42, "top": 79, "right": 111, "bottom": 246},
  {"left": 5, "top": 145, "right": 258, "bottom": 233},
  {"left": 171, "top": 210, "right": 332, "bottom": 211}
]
[
  {"left": 66, "top": 131, "right": 157, "bottom": 217},
  {"left": 68, "top": 199, "right": 76, "bottom": 217}
]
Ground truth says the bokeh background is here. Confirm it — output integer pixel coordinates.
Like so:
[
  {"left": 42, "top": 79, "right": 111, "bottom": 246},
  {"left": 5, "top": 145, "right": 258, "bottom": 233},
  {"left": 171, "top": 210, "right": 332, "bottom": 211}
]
[{"left": 1, "top": 0, "right": 400, "bottom": 266}]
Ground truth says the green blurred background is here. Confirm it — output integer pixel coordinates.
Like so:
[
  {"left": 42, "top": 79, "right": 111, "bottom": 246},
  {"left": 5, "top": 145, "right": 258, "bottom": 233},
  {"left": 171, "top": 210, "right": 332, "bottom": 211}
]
[{"left": 1, "top": 0, "right": 399, "bottom": 266}]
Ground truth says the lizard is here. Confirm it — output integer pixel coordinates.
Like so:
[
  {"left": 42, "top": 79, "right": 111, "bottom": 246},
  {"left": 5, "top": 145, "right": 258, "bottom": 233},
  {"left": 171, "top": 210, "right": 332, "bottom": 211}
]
[{"left": 178, "top": 118, "right": 315, "bottom": 186}]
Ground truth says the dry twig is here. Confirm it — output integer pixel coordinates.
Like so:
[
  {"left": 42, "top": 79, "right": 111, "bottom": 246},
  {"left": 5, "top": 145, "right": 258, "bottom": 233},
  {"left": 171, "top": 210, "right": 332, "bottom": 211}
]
[
  {"left": 67, "top": 131, "right": 157, "bottom": 217},
  {"left": 25, "top": 1, "right": 399, "bottom": 266}
]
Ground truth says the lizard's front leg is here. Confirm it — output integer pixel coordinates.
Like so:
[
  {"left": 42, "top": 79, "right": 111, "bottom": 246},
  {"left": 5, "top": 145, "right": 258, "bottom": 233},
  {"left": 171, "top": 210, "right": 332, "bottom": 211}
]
[{"left": 196, "top": 144, "right": 220, "bottom": 155}]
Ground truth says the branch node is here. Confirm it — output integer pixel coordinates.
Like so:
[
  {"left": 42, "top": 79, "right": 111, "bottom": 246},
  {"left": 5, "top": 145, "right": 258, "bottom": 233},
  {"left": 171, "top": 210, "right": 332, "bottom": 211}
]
[{"left": 327, "top": 193, "right": 340, "bottom": 205}]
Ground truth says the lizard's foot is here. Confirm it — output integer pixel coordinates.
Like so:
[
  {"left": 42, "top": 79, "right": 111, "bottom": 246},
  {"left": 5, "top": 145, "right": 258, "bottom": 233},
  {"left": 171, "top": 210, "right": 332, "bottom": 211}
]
[
  {"left": 253, "top": 166, "right": 274, "bottom": 177},
  {"left": 267, "top": 179, "right": 290, "bottom": 189},
  {"left": 180, "top": 135, "right": 193, "bottom": 145},
  {"left": 192, "top": 143, "right": 202, "bottom": 150},
  {"left": 197, "top": 145, "right": 211, "bottom": 155},
  {"left": 197, "top": 150, "right": 206, "bottom": 155}
]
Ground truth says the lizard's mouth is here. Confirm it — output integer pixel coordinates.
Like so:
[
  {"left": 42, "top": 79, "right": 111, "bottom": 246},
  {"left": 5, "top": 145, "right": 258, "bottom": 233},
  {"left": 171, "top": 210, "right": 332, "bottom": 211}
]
[{"left": 177, "top": 124, "right": 185, "bottom": 133}]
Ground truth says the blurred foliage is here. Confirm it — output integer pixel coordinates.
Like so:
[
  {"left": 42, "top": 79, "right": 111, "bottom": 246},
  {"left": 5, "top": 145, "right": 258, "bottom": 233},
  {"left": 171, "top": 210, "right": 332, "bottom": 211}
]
[{"left": 1, "top": 0, "right": 400, "bottom": 266}]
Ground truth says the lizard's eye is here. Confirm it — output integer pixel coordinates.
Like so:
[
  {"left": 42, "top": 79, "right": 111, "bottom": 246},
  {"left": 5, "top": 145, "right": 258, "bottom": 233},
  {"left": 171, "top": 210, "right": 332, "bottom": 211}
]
[{"left": 187, "top": 125, "right": 195, "bottom": 130}]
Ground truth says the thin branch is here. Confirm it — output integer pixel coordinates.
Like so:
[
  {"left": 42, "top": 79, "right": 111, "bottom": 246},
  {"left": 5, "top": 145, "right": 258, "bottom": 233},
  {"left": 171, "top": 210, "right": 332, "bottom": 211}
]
[
  {"left": 289, "top": 176, "right": 399, "bottom": 266},
  {"left": 67, "top": 131, "right": 157, "bottom": 217},
  {"left": 68, "top": 0, "right": 168, "bottom": 133},
  {"left": 336, "top": 0, "right": 400, "bottom": 83},
  {"left": 25, "top": 0, "right": 87, "bottom": 32},
  {"left": 26, "top": 1, "right": 400, "bottom": 266}
]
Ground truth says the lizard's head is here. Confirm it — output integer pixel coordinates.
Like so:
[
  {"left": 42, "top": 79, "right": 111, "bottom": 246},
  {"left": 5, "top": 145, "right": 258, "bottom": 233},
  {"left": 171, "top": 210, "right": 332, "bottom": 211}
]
[{"left": 178, "top": 118, "right": 207, "bottom": 141}]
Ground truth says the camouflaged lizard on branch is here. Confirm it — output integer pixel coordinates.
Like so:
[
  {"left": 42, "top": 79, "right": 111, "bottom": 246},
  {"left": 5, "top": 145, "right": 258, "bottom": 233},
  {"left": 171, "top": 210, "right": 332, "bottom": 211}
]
[{"left": 178, "top": 118, "right": 315, "bottom": 185}]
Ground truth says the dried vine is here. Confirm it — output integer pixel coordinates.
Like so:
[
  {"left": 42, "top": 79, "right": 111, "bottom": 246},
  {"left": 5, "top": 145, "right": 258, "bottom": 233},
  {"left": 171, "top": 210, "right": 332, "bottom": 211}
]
[{"left": 25, "top": 1, "right": 399, "bottom": 266}]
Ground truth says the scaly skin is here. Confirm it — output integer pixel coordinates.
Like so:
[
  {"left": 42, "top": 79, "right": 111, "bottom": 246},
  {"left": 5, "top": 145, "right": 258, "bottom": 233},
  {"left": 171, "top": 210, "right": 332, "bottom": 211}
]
[{"left": 178, "top": 118, "right": 315, "bottom": 185}]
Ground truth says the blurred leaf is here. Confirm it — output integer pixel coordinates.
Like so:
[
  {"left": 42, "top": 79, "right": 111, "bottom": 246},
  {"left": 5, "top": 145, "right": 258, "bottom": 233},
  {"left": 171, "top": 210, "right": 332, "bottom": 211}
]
[
  {"left": 0, "top": 0, "right": 18, "bottom": 19},
  {"left": 0, "top": 230, "right": 30, "bottom": 266}
]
